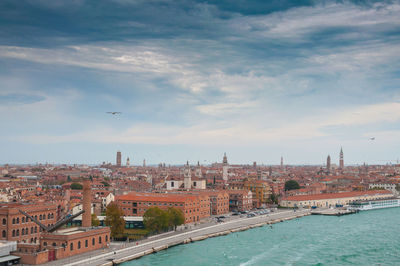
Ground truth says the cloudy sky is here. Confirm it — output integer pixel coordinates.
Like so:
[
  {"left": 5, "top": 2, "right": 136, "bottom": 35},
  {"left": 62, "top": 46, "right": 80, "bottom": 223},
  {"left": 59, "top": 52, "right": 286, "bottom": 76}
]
[{"left": 1, "top": 0, "right": 400, "bottom": 165}]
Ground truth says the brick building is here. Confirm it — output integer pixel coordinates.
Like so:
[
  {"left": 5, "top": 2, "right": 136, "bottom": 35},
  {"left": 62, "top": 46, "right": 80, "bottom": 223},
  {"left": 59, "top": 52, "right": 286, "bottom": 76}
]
[
  {"left": 0, "top": 203, "right": 58, "bottom": 244},
  {"left": 228, "top": 190, "right": 253, "bottom": 212},
  {"left": 205, "top": 191, "right": 229, "bottom": 215},
  {"left": 117, "top": 192, "right": 211, "bottom": 223}
]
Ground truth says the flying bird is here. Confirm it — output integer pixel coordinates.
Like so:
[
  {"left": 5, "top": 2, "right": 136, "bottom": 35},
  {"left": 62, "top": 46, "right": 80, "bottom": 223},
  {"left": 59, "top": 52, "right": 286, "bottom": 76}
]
[{"left": 106, "top": 112, "right": 122, "bottom": 115}]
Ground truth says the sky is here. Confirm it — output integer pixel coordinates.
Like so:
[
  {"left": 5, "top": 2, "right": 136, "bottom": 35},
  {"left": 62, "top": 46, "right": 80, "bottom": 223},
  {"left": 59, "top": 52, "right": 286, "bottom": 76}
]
[{"left": 1, "top": 0, "right": 400, "bottom": 166}]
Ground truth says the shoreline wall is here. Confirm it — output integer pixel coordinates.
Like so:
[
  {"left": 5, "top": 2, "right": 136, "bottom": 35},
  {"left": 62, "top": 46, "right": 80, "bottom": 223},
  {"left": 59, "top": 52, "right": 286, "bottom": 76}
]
[{"left": 106, "top": 212, "right": 310, "bottom": 266}]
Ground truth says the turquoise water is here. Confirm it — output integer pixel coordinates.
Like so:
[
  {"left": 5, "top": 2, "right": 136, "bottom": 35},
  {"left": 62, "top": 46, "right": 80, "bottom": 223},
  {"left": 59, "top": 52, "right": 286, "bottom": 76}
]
[{"left": 123, "top": 208, "right": 400, "bottom": 265}]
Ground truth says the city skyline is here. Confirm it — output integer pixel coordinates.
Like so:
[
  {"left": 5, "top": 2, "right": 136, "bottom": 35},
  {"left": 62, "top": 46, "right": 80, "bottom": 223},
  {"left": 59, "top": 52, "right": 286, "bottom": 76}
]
[{"left": 1, "top": 0, "right": 400, "bottom": 164}]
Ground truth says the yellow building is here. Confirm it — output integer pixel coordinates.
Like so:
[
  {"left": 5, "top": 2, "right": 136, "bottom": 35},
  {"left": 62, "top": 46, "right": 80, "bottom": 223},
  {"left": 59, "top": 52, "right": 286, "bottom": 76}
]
[{"left": 244, "top": 180, "right": 271, "bottom": 205}]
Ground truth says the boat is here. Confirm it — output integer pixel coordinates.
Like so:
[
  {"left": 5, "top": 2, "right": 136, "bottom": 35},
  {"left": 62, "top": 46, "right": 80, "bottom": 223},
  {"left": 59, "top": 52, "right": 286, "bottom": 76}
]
[{"left": 348, "top": 198, "right": 400, "bottom": 211}]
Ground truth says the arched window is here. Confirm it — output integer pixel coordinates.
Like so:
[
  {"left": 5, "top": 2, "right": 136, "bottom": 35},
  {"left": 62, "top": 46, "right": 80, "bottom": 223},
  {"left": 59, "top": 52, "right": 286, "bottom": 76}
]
[
  {"left": 16, "top": 229, "right": 19, "bottom": 236},
  {"left": 2, "top": 230, "right": 6, "bottom": 238},
  {"left": 16, "top": 217, "right": 19, "bottom": 224},
  {"left": 51, "top": 213, "right": 54, "bottom": 219},
  {"left": 22, "top": 228, "right": 25, "bottom": 235},
  {"left": 34, "top": 215, "right": 37, "bottom": 220},
  {"left": 12, "top": 218, "right": 15, "bottom": 224},
  {"left": 52, "top": 242, "right": 56, "bottom": 247},
  {"left": 39, "top": 215, "right": 42, "bottom": 220},
  {"left": 78, "top": 241, "right": 81, "bottom": 249},
  {"left": 2, "top": 218, "right": 6, "bottom": 225},
  {"left": 34, "top": 227, "right": 37, "bottom": 233},
  {"left": 12, "top": 230, "right": 15, "bottom": 237},
  {"left": 48, "top": 214, "right": 51, "bottom": 219},
  {"left": 99, "top": 236, "right": 102, "bottom": 244},
  {"left": 22, "top": 217, "right": 25, "bottom": 223}
]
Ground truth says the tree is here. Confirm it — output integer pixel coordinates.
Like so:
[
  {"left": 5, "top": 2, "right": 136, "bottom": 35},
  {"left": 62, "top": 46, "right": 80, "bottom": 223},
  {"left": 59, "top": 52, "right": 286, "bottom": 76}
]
[
  {"left": 269, "top": 193, "right": 279, "bottom": 204},
  {"left": 105, "top": 202, "right": 125, "bottom": 239},
  {"left": 101, "top": 181, "right": 110, "bottom": 187},
  {"left": 70, "top": 182, "right": 83, "bottom": 190},
  {"left": 167, "top": 207, "right": 185, "bottom": 230},
  {"left": 284, "top": 180, "right": 300, "bottom": 191},
  {"left": 91, "top": 213, "right": 100, "bottom": 227},
  {"left": 143, "top": 207, "right": 169, "bottom": 233}
]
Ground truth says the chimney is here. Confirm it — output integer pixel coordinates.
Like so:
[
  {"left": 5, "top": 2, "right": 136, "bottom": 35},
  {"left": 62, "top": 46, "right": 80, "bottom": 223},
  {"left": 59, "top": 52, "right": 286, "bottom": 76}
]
[{"left": 82, "top": 179, "right": 91, "bottom": 227}]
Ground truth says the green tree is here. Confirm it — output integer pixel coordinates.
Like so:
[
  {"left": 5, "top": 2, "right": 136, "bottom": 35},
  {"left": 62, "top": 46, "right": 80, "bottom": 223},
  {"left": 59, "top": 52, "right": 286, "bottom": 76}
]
[
  {"left": 105, "top": 202, "right": 125, "bottom": 239},
  {"left": 167, "top": 207, "right": 185, "bottom": 230},
  {"left": 91, "top": 213, "right": 100, "bottom": 227},
  {"left": 143, "top": 207, "right": 169, "bottom": 233},
  {"left": 269, "top": 193, "right": 279, "bottom": 204},
  {"left": 284, "top": 180, "right": 300, "bottom": 191},
  {"left": 70, "top": 182, "right": 83, "bottom": 190},
  {"left": 101, "top": 181, "right": 110, "bottom": 187}
]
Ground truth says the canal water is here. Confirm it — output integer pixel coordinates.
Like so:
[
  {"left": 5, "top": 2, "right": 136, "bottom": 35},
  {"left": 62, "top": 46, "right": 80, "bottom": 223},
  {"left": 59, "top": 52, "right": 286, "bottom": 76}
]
[{"left": 123, "top": 207, "right": 400, "bottom": 265}]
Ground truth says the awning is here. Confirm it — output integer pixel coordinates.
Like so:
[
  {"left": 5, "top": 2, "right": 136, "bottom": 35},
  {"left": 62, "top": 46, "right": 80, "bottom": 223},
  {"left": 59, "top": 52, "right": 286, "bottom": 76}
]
[{"left": 0, "top": 255, "right": 20, "bottom": 263}]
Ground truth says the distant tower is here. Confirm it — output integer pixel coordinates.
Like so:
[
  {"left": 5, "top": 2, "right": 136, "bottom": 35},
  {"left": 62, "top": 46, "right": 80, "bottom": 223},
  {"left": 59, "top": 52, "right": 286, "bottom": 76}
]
[
  {"left": 184, "top": 161, "right": 192, "bottom": 189},
  {"left": 222, "top": 165, "right": 228, "bottom": 182},
  {"left": 143, "top": 159, "right": 146, "bottom": 167},
  {"left": 82, "top": 179, "right": 91, "bottom": 228},
  {"left": 223, "top": 152, "right": 228, "bottom": 165},
  {"left": 327, "top": 155, "right": 331, "bottom": 171},
  {"left": 116, "top": 151, "right": 122, "bottom": 167},
  {"left": 280, "top": 156, "right": 283, "bottom": 168},
  {"left": 126, "top": 157, "right": 130, "bottom": 167},
  {"left": 195, "top": 161, "right": 202, "bottom": 178},
  {"left": 339, "top": 147, "right": 344, "bottom": 169}
]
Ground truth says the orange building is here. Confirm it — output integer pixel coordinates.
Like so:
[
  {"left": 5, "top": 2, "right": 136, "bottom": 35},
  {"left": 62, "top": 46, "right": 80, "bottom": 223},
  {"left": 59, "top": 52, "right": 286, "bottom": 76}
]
[
  {"left": 228, "top": 190, "right": 253, "bottom": 212},
  {"left": 244, "top": 180, "right": 272, "bottom": 206},
  {"left": 0, "top": 203, "right": 58, "bottom": 244},
  {"left": 204, "top": 191, "right": 229, "bottom": 215},
  {"left": 117, "top": 192, "right": 210, "bottom": 223}
]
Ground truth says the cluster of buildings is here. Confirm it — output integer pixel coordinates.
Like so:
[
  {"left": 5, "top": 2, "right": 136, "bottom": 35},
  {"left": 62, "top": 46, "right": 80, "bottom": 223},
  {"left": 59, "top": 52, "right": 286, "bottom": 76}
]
[{"left": 0, "top": 148, "right": 399, "bottom": 264}]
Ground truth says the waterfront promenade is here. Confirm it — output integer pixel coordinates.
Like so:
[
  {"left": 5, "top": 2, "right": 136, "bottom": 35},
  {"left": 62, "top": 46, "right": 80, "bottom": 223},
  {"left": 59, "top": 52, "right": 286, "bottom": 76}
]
[{"left": 42, "top": 209, "right": 310, "bottom": 266}]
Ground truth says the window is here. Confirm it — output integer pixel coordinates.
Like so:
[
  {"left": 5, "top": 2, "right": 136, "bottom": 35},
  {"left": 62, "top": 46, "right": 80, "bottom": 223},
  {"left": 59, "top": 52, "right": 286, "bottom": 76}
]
[
  {"left": 35, "top": 227, "right": 37, "bottom": 233},
  {"left": 2, "top": 230, "right": 6, "bottom": 238},
  {"left": 105, "top": 235, "right": 108, "bottom": 242},
  {"left": 99, "top": 236, "right": 102, "bottom": 244},
  {"left": 22, "top": 228, "right": 25, "bottom": 235},
  {"left": 22, "top": 217, "right": 25, "bottom": 223},
  {"left": 2, "top": 218, "right": 5, "bottom": 225},
  {"left": 70, "top": 243, "right": 73, "bottom": 251},
  {"left": 48, "top": 214, "right": 51, "bottom": 219},
  {"left": 85, "top": 240, "right": 88, "bottom": 248},
  {"left": 92, "top": 238, "right": 95, "bottom": 246},
  {"left": 171, "top": 181, "right": 174, "bottom": 187},
  {"left": 16, "top": 217, "right": 19, "bottom": 224},
  {"left": 133, "top": 209, "right": 137, "bottom": 214},
  {"left": 16, "top": 229, "right": 19, "bottom": 236},
  {"left": 133, "top": 202, "right": 137, "bottom": 207},
  {"left": 78, "top": 241, "right": 81, "bottom": 249},
  {"left": 43, "top": 242, "right": 47, "bottom": 246},
  {"left": 12, "top": 230, "right": 15, "bottom": 237},
  {"left": 52, "top": 242, "right": 57, "bottom": 247},
  {"left": 12, "top": 218, "right": 15, "bottom": 224}
]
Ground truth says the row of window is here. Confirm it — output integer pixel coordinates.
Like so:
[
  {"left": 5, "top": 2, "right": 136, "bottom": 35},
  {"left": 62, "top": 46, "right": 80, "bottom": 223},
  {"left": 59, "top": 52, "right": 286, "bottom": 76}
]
[
  {"left": 67, "top": 235, "right": 108, "bottom": 251},
  {"left": 1, "top": 213, "right": 54, "bottom": 226}
]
